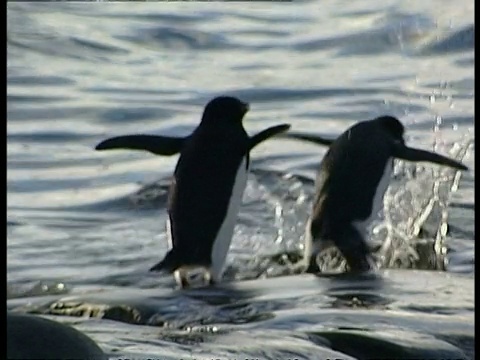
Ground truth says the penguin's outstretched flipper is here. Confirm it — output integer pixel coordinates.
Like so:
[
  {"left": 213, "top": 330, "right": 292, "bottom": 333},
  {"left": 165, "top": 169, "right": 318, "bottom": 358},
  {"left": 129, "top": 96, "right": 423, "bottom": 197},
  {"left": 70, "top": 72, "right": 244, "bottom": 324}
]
[
  {"left": 279, "top": 132, "right": 335, "bottom": 147},
  {"left": 393, "top": 144, "right": 468, "bottom": 171},
  {"left": 95, "top": 134, "right": 186, "bottom": 156},
  {"left": 249, "top": 124, "right": 291, "bottom": 150}
]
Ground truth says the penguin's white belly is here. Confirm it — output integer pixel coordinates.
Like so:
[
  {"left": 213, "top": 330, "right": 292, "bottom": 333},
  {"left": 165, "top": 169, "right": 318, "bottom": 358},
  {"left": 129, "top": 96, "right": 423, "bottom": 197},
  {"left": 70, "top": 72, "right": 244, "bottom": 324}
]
[
  {"left": 210, "top": 157, "right": 249, "bottom": 282},
  {"left": 352, "top": 158, "right": 394, "bottom": 237}
]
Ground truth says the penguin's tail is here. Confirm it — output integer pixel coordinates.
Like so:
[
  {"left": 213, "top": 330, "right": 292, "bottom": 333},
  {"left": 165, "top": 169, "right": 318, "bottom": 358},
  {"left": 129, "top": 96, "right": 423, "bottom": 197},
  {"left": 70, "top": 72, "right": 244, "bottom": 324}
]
[{"left": 149, "top": 250, "right": 181, "bottom": 273}]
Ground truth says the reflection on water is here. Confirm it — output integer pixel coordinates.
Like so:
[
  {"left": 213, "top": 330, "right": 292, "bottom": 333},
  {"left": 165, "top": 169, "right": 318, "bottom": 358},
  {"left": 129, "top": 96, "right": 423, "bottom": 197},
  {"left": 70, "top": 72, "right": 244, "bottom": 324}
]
[{"left": 9, "top": 271, "right": 473, "bottom": 358}]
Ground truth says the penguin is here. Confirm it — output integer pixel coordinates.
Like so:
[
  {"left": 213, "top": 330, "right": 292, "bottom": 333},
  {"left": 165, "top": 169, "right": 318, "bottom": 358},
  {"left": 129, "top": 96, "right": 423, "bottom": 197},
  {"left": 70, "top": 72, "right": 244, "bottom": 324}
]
[
  {"left": 95, "top": 96, "right": 290, "bottom": 287},
  {"left": 281, "top": 116, "right": 469, "bottom": 273}
]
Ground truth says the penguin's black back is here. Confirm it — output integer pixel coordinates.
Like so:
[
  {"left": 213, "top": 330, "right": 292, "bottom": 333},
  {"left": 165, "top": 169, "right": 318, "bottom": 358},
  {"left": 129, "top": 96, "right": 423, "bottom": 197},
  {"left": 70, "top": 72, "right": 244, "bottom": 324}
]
[
  {"left": 168, "top": 102, "right": 250, "bottom": 266},
  {"left": 310, "top": 116, "right": 403, "bottom": 237}
]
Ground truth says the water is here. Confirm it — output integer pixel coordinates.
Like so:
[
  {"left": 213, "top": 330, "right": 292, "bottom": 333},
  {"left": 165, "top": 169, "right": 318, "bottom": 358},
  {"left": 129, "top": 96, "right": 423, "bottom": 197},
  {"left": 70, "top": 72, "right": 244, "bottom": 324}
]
[{"left": 7, "top": 1, "right": 474, "bottom": 359}]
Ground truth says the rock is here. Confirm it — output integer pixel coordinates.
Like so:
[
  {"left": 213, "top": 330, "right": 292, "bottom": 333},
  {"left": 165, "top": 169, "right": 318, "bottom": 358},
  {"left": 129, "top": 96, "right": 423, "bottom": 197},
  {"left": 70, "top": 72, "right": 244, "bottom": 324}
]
[{"left": 7, "top": 312, "right": 106, "bottom": 360}]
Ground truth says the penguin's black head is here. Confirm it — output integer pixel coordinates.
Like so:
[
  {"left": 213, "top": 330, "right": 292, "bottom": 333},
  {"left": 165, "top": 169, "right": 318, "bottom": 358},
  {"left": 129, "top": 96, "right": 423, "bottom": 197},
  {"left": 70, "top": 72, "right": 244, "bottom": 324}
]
[
  {"left": 202, "top": 96, "right": 249, "bottom": 125},
  {"left": 375, "top": 116, "right": 405, "bottom": 142}
]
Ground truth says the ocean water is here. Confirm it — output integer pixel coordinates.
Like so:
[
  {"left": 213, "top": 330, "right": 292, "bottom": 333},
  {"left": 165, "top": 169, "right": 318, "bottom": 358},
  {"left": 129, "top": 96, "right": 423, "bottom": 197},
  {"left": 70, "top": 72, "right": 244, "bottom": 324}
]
[{"left": 7, "top": 1, "right": 474, "bottom": 359}]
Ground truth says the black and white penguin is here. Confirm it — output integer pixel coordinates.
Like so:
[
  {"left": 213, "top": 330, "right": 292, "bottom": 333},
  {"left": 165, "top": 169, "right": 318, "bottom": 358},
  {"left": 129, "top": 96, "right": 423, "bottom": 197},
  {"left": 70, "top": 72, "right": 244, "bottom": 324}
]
[
  {"left": 96, "top": 96, "right": 290, "bottom": 287},
  {"left": 282, "top": 116, "right": 469, "bottom": 273}
]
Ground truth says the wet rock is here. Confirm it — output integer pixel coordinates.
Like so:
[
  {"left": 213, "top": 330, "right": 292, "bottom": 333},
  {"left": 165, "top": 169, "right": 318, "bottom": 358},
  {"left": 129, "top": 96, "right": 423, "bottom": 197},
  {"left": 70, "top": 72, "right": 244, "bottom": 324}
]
[{"left": 7, "top": 312, "right": 106, "bottom": 360}]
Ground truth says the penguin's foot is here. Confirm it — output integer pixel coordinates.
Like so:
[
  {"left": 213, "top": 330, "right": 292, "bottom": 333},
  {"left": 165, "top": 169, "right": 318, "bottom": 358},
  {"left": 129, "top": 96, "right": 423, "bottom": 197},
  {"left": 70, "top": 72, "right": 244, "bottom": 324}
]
[
  {"left": 203, "top": 270, "right": 212, "bottom": 285},
  {"left": 204, "top": 268, "right": 221, "bottom": 286},
  {"left": 288, "top": 260, "right": 310, "bottom": 275},
  {"left": 173, "top": 267, "right": 218, "bottom": 288},
  {"left": 174, "top": 269, "right": 191, "bottom": 289}
]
